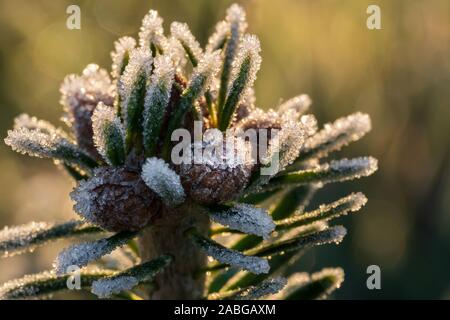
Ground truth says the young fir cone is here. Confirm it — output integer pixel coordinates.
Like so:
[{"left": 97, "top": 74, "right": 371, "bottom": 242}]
[
  {"left": 60, "top": 64, "right": 116, "bottom": 160},
  {"left": 70, "top": 166, "right": 162, "bottom": 232},
  {"left": 177, "top": 133, "right": 254, "bottom": 205}
]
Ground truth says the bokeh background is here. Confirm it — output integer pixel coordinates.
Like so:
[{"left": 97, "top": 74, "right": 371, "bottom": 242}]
[{"left": 0, "top": 0, "right": 449, "bottom": 299}]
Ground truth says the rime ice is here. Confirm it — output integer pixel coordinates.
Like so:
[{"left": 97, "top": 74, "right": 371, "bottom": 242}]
[
  {"left": 111, "top": 37, "right": 137, "bottom": 79},
  {"left": 91, "top": 276, "right": 138, "bottom": 299},
  {"left": 302, "top": 113, "right": 372, "bottom": 159},
  {"left": 91, "top": 102, "right": 125, "bottom": 165},
  {"left": 138, "top": 10, "right": 166, "bottom": 53},
  {"left": 170, "top": 22, "right": 203, "bottom": 63},
  {"left": 237, "top": 277, "right": 287, "bottom": 300},
  {"left": 209, "top": 204, "right": 275, "bottom": 239},
  {"left": 141, "top": 157, "right": 185, "bottom": 206}
]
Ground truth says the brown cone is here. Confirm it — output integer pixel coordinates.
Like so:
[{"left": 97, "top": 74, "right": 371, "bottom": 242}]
[
  {"left": 176, "top": 137, "right": 253, "bottom": 204},
  {"left": 60, "top": 65, "right": 115, "bottom": 160},
  {"left": 71, "top": 166, "right": 162, "bottom": 232}
]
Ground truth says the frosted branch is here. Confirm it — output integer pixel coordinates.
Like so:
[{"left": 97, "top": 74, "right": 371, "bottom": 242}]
[
  {"left": 276, "top": 192, "right": 367, "bottom": 231},
  {"left": 111, "top": 37, "right": 137, "bottom": 79},
  {"left": 91, "top": 255, "right": 172, "bottom": 298},
  {"left": 5, "top": 127, "right": 98, "bottom": 171},
  {"left": 248, "top": 225, "right": 347, "bottom": 258},
  {"left": 277, "top": 94, "right": 312, "bottom": 116},
  {"left": 217, "top": 4, "right": 247, "bottom": 112},
  {"left": 209, "top": 277, "right": 287, "bottom": 300},
  {"left": 219, "top": 34, "right": 261, "bottom": 130},
  {"left": 188, "top": 229, "right": 269, "bottom": 274},
  {"left": 138, "top": 10, "right": 167, "bottom": 54},
  {"left": 298, "top": 112, "right": 372, "bottom": 161},
  {"left": 119, "top": 48, "right": 153, "bottom": 149},
  {"left": 92, "top": 102, "right": 125, "bottom": 166},
  {"left": 170, "top": 22, "right": 203, "bottom": 66},
  {"left": 0, "top": 220, "right": 102, "bottom": 258},
  {"left": 0, "top": 270, "right": 113, "bottom": 300},
  {"left": 208, "top": 204, "right": 275, "bottom": 239},
  {"left": 271, "top": 268, "right": 344, "bottom": 300},
  {"left": 53, "top": 231, "right": 137, "bottom": 275},
  {"left": 263, "top": 157, "right": 378, "bottom": 192},
  {"left": 142, "top": 55, "right": 175, "bottom": 156}
]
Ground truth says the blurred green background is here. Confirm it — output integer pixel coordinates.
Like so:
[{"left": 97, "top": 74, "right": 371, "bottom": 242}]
[{"left": 0, "top": 0, "right": 449, "bottom": 299}]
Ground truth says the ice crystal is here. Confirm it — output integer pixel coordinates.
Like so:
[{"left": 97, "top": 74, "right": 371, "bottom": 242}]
[
  {"left": 0, "top": 220, "right": 99, "bottom": 258},
  {"left": 226, "top": 4, "right": 247, "bottom": 33},
  {"left": 252, "top": 225, "right": 347, "bottom": 258},
  {"left": 111, "top": 37, "right": 137, "bottom": 79},
  {"left": 306, "top": 225, "right": 347, "bottom": 246},
  {"left": 326, "top": 157, "right": 378, "bottom": 182},
  {"left": 141, "top": 157, "right": 185, "bottom": 206},
  {"left": 190, "top": 232, "right": 269, "bottom": 274},
  {"left": 216, "top": 4, "right": 247, "bottom": 110},
  {"left": 13, "top": 114, "right": 68, "bottom": 138},
  {"left": 92, "top": 276, "right": 138, "bottom": 299},
  {"left": 224, "top": 3, "right": 247, "bottom": 62},
  {"left": 59, "top": 64, "right": 115, "bottom": 158},
  {"left": 236, "top": 277, "right": 287, "bottom": 300},
  {"left": 209, "top": 204, "right": 275, "bottom": 239},
  {"left": 207, "top": 245, "right": 269, "bottom": 275},
  {"left": 165, "top": 36, "right": 188, "bottom": 68},
  {"left": 0, "top": 222, "right": 47, "bottom": 258},
  {"left": 70, "top": 170, "right": 105, "bottom": 223},
  {"left": 270, "top": 268, "right": 344, "bottom": 300},
  {"left": 4, "top": 127, "right": 94, "bottom": 170},
  {"left": 263, "top": 114, "right": 318, "bottom": 174},
  {"left": 91, "top": 255, "right": 172, "bottom": 298},
  {"left": 266, "top": 272, "right": 309, "bottom": 299},
  {"left": 143, "top": 55, "right": 175, "bottom": 155},
  {"left": 268, "top": 157, "right": 378, "bottom": 191},
  {"left": 53, "top": 232, "right": 133, "bottom": 275},
  {"left": 54, "top": 240, "right": 109, "bottom": 275},
  {"left": 206, "top": 20, "right": 229, "bottom": 52},
  {"left": 60, "top": 64, "right": 115, "bottom": 115},
  {"left": 92, "top": 102, "right": 125, "bottom": 165},
  {"left": 229, "top": 34, "right": 261, "bottom": 98},
  {"left": 276, "top": 192, "right": 368, "bottom": 231},
  {"left": 170, "top": 22, "right": 203, "bottom": 65},
  {"left": 301, "top": 112, "right": 372, "bottom": 160},
  {"left": 309, "top": 267, "right": 345, "bottom": 298},
  {"left": 277, "top": 94, "right": 312, "bottom": 116},
  {"left": 188, "top": 50, "right": 221, "bottom": 97},
  {"left": 0, "top": 269, "right": 111, "bottom": 300},
  {"left": 138, "top": 10, "right": 167, "bottom": 54},
  {"left": 119, "top": 47, "right": 153, "bottom": 125},
  {"left": 0, "top": 271, "right": 56, "bottom": 300}
]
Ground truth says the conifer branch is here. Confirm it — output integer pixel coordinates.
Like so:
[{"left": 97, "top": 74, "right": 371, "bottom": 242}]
[
  {"left": 276, "top": 268, "right": 345, "bottom": 300},
  {"left": 187, "top": 228, "right": 269, "bottom": 274},
  {"left": 0, "top": 220, "right": 103, "bottom": 258},
  {"left": 0, "top": 270, "right": 113, "bottom": 300},
  {"left": 262, "top": 157, "right": 378, "bottom": 192},
  {"left": 275, "top": 193, "right": 367, "bottom": 231},
  {"left": 208, "top": 277, "right": 287, "bottom": 300},
  {"left": 91, "top": 255, "right": 173, "bottom": 298},
  {"left": 54, "top": 231, "right": 138, "bottom": 275}
]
